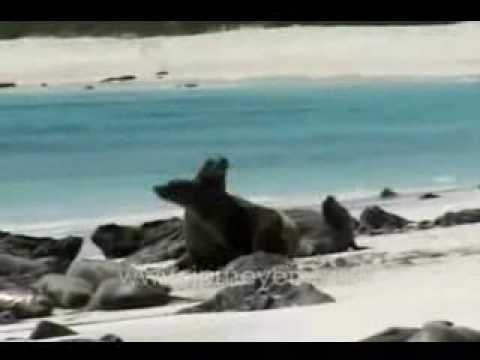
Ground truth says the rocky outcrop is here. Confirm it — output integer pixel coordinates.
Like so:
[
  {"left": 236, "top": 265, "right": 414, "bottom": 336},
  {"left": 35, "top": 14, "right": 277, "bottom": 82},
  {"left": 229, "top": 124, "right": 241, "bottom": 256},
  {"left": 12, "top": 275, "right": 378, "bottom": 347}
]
[
  {"left": 434, "top": 209, "right": 480, "bottom": 227},
  {"left": 92, "top": 218, "right": 185, "bottom": 263},
  {"left": 358, "top": 206, "right": 412, "bottom": 235},
  {"left": 178, "top": 279, "right": 335, "bottom": 314}
]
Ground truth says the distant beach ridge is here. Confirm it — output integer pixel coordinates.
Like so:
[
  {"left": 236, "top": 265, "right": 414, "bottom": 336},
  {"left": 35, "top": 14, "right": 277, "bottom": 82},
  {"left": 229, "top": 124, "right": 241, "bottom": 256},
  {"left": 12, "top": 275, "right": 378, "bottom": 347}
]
[{"left": 0, "top": 22, "right": 479, "bottom": 86}]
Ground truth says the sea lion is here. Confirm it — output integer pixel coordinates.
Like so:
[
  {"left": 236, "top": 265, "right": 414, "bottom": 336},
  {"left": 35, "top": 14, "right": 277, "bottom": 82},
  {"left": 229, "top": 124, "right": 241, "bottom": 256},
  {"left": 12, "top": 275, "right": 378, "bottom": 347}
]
[
  {"left": 33, "top": 275, "right": 95, "bottom": 309},
  {"left": 154, "top": 160, "right": 300, "bottom": 271},
  {"left": 0, "top": 287, "right": 53, "bottom": 319},
  {"left": 85, "top": 278, "right": 171, "bottom": 311}
]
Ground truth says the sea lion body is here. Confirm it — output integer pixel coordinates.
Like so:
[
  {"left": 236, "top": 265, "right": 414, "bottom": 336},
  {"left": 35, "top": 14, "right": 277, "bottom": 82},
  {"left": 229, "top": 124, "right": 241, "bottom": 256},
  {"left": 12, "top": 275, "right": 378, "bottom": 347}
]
[
  {"left": 184, "top": 192, "right": 300, "bottom": 270},
  {"left": 0, "top": 287, "right": 53, "bottom": 319},
  {"left": 33, "top": 275, "right": 95, "bottom": 309},
  {"left": 156, "top": 181, "right": 300, "bottom": 271}
]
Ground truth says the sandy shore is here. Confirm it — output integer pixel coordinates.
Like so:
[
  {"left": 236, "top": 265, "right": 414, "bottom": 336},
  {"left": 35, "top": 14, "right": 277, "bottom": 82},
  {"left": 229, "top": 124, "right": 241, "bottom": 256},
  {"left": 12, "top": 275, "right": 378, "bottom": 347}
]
[
  {"left": 2, "top": 187, "right": 480, "bottom": 342},
  {"left": 1, "top": 22, "right": 480, "bottom": 87}
]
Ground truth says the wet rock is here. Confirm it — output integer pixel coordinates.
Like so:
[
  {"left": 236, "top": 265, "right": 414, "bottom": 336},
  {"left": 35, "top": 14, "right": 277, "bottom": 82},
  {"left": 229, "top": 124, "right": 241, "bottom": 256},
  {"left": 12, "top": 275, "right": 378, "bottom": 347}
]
[
  {"left": 85, "top": 85, "right": 94, "bottom": 90},
  {"left": 178, "top": 279, "right": 335, "bottom": 314},
  {"left": 30, "top": 321, "right": 78, "bottom": 340}
]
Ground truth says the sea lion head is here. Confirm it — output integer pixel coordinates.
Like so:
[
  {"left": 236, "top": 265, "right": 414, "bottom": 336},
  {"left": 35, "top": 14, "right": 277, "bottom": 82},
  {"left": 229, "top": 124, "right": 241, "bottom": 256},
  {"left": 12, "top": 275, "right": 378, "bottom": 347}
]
[
  {"left": 154, "top": 180, "right": 200, "bottom": 206},
  {"left": 195, "top": 157, "right": 230, "bottom": 191}
]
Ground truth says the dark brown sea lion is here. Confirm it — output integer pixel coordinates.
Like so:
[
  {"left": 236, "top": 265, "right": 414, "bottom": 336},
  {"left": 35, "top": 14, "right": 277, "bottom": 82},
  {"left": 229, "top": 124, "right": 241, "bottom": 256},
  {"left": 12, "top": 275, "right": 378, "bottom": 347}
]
[{"left": 155, "top": 178, "right": 300, "bottom": 271}]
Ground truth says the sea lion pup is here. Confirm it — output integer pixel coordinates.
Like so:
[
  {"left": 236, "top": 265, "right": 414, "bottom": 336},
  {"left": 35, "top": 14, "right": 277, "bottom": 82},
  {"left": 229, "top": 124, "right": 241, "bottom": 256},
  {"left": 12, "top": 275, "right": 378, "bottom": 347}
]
[
  {"left": 154, "top": 171, "right": 300, "bottom": 271},
  {"left": 282, "top": 196, "right": 366, "bottom": 257}
]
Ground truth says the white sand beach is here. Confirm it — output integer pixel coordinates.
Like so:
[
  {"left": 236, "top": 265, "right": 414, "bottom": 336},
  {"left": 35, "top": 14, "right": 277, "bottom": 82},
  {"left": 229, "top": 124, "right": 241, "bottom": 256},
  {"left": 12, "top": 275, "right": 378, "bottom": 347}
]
[
  {"left": 2, "top": 187, "right": 480, "bottom": 342},
  {"left": 1, "top": 22, "right": 480, "bottom": 87}
]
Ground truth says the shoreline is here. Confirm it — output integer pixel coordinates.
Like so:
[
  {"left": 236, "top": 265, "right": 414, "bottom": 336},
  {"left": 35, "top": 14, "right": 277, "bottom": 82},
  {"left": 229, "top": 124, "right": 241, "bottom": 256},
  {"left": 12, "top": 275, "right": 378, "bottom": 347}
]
[{"left": 2, "top": 22, "right": 480, "bottom": 88}]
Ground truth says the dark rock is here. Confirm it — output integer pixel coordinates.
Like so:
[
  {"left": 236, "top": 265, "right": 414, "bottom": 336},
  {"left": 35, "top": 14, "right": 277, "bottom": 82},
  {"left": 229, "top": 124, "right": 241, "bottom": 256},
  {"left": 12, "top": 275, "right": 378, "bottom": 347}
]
[
  {"left": 178, "top": 279, "right": 335, "bottom": 314},
  {"left": 0, "top": 310, "right": 17, "bottom": 325},
  {"left": 0, "top": 232, "right": 82, "bottom": 273},
  {"left": 99, "top": 334, "right": 124, "bottom": 342},
  {"left": 100, "top": 75, "right": 137, "bottom": 83},
  {"left": 33, "top": 275, "right": 95, "bottom": 309},
  {"left": 380, "top": 188, "right": 399, "bottom": 199},
  {"left": 183, "top": 83, "right": 198, "bottom": 88},
  {"left": 86, "top": 278, "right": 172, "bottom": 311},
  {"left": 156, "top": 71, "right": 169, "bottom": 77},
  {"left": 92, "top": 218, "right": 186, "bottom": 264},
  {"left": 362, "top": 321, "right": 480, "bottom": 342},
  {"left": 420, "top": 193, "right": 441, "bottom": 200},
  {"left": 0, "top": 83, "right": 16, "bottom": 89},
  {"left": 434, "top": 209, "right": 480, "bottom": 227},
  {"left": 85, "top": 85, "right": 94, "bottom": 90},
  {"left": 41, "top": 83, "right": 48, "bottom": 88},
  {"left": 67, "top": 259, "right": 122, "bottom": 290},
  {"left": 30, "top": 321, "right": 77, "bottom": 340},
  {"left": 359, "top": 206, "right": 412, "bottom": 234},
  {"left": 92, "top": 224, "right": 144, "bottom": 259},
  {"left": 361, "top": 327, "right": 420, "bottom": 342},
  {"left": 0, "top": 287, "right": 53, "bottom": 319}
]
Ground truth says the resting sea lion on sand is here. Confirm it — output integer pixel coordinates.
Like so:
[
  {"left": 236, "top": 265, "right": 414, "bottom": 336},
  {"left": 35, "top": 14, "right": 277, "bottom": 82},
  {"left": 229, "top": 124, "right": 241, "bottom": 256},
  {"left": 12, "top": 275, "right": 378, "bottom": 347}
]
[
  {"left": 284, "top": 196, "right": 364, "bottom": 257},
  {"left": 0, "top": 287, "right": 53, "bottom": 319},
  {"left": 154, "top": 158, "right": 300, "bottom": 271}
]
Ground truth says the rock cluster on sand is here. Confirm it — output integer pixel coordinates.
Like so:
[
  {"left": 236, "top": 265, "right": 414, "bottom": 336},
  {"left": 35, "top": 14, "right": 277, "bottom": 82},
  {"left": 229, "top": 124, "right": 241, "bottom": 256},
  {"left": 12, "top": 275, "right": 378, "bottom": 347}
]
[
  {"left": 0, "top": 233, "right": 83, "bottom": 321},
  {"left": 434, "top": 208, "right": 480, "bottom": 227},
  {"left": 362, "top": 321, "right": 480, "bottom": 342},
  {"left": 358, "top": 206, "right": 412, "bottom": 235},
  {"left": 179, "top": 278, "right": 334, "bottom": 314}
]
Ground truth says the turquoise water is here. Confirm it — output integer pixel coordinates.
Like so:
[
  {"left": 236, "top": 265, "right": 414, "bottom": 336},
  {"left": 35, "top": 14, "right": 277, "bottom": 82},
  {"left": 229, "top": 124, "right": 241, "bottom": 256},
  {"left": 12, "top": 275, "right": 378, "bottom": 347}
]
[{"left": 1, "top": 80, "right": 480, "bottom": 226}]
